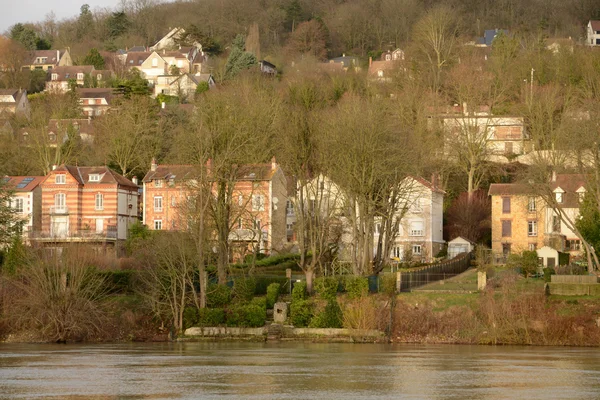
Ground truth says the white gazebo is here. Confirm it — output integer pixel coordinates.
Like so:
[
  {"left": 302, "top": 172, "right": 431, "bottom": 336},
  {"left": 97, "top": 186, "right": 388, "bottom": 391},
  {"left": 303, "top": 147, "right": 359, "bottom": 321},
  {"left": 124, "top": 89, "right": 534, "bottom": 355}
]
[{"left": 448, "top": 236, "right": 475, "bottom": 259}]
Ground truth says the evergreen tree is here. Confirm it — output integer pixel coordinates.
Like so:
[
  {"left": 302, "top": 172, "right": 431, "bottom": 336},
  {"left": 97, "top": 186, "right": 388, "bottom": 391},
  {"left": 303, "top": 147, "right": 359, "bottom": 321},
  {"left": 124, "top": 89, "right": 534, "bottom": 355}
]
[
  {"left": 0, "top": 181, "right": 24, "bottom": 248},
  {"left": 83, "top": 48, "right": 105, "bottom": 69},
  {"left": 224, "top": 35, "right": 257, "bottom": 79}
]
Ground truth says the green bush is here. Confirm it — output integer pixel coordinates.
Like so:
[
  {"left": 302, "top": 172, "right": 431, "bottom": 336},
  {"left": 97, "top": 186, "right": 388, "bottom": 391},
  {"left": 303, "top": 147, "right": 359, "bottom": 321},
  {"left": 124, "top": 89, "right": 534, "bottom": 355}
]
[
  {"left": 266, "top": 283, "right": 281, "bottom": 309},
  {"left": 183, "top": 307, "right": 199, "bottom": 330},
  {"left": 309, "top": 299, "right": 343, "bottom": 328},
  {"left": 314, "top": 277, "right": 339, "bottom": 299},
  {"left": 198, "top": 308, "right": 226, "bottom": 326},
  {"left": 292, "top": 281, "right": 307, "bottom": 301},
  {"left": 290, "top": 299, "right": 314, "bottom": 327},
  {"left": 345, "top": 276, "right": 369, "bottom": 299},
  {"left": 99, "top": 270, "right": 135, "bottom": 294},
  {"left": 207, "top": 284, "right": 231, "bottom": 308},
  {"left": 226, "top": 304, "right": 266, "bottom": 327},
  {"left": 543, "top": 267, "right": 556, "bottom": 282},
  {"left": 250, "top": 296, "right": 267, "bottom": 310},
  {"left": 232, "top": 277, "right": 256, "bottom": 302},
  {"left": 254, "top": 276, "right": 288, "bottom": 295},
  {"left": 380, "top": 274, "right": 397, "bottom": 296}
]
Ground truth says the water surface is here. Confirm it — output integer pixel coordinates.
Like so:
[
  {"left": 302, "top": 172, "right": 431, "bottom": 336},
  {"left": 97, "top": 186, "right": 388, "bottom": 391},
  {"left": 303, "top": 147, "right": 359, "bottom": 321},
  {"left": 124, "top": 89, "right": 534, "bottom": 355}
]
[{"left": 1, "top": 342, "right": 599, "bottom": 399}]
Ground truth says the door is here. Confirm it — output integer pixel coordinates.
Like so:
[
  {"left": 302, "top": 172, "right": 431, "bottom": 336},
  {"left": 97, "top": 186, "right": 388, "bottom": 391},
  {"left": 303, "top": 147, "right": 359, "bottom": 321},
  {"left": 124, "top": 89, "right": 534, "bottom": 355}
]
[
  {"left": 51, "top": 216, "right": 68, "bottom": 238},
  {"left": 95, "top": 218, "right": 103, "bottom": 233}
]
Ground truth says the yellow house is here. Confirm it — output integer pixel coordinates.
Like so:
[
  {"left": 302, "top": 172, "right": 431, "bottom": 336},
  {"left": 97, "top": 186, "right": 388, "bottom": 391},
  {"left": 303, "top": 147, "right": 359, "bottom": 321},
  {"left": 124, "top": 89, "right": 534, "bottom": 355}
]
[{"left": 22, "top": 49, "right": 72, "bottom": 71}]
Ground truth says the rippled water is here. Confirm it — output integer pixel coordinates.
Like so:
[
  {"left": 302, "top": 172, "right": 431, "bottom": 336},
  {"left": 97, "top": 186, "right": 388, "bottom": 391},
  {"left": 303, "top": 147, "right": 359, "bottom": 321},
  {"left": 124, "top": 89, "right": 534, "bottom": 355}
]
[{"left": 1, "top": 342, "right": 600, "bottom": 399}]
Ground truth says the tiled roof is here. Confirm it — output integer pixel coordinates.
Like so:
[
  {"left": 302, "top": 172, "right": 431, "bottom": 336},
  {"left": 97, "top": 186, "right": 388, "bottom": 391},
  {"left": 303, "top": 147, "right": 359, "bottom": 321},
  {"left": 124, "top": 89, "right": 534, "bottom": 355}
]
[
  {"left": 0, "top": 89, "right": 25, "bottom": 103},
  {"left": 488, "top": 183, "right": 533, "bottom": 196},
  {"left": 28, "top": 50, "right": 62, "bottom": 65},
  {"left": 367, "top": 60, "right": 398, "bottom": 76},
  {"left": 590, "top": 20, "right": 600, "bottom": 31},
  {"left": 412, "top": 176, "right": 446, "bottom": 194},
  {"left": 48, "top": 66, "right": 94, "bottom": 81},
  {"left": 48, "top": 119, "right": 95, "bottom": 135},
  {"left": 142, "top": 163, "right": 278, "bottom": 183},
  {"left": 53, "top": 165, "right": 137, "bottom": 188},
  {"left": 125, "top": 52, "right": 151, "bottom": 67},
  {"left": 4, "top": 176, "right": 44, "bottom": 192}
]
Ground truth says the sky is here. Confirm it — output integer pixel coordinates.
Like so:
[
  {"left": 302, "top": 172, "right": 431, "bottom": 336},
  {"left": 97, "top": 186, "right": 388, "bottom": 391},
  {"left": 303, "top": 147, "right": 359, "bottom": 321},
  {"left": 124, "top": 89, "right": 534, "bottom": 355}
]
[{"left": 0, "top": 0, "right": 122, "bottom": 34}]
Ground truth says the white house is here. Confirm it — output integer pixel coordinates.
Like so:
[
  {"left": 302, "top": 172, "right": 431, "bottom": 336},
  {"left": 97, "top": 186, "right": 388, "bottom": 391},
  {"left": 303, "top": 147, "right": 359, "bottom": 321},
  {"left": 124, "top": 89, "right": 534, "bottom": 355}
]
[
  {"left": 0, "top": 89, "right": 30, "bottom": 119},
  {"left": 374, "top": 176, "right": 445, "bottom": 263},
  {"left": 587, "top": 21, "right": 600, "bottom": 46},
  {"left": 4, "top": 175, "right": 44, "bottom": 240}
]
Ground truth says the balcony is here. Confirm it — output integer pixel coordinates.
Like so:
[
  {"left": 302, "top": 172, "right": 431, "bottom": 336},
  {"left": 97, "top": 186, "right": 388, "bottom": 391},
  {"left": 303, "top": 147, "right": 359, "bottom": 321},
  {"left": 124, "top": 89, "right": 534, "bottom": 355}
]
[
  {"left": 29, "top": 228, "right": 118, "bottom": 242},
  {"left": 49, "top": 205, "right": 69, "bottom": 214}
]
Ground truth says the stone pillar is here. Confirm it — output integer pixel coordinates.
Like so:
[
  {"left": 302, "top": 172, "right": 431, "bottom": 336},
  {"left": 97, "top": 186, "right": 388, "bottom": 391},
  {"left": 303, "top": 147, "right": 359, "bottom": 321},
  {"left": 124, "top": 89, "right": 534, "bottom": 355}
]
[
  {"left": 273, "top": 302, "right": 288, "bottom": 324},
  {"left": 396, "top": 272, "right": 402, "bottom": 293},
  {"left": 477, "top": 271, "right": 487, "bottom": 291}
]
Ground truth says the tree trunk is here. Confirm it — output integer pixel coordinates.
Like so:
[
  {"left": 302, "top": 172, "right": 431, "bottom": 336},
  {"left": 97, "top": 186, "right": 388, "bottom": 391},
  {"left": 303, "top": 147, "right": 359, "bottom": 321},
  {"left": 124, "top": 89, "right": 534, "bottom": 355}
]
[{"left": 305, "top": 268, "right": 314, "bottom": 295}]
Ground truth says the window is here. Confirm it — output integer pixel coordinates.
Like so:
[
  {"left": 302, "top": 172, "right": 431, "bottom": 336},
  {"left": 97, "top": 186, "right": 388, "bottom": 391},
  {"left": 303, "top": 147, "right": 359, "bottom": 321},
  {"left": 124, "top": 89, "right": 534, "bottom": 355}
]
[
  {"left": 392, "top": 246, "right": 403, "bottom": 259},
  {"left": 65, "top": 73, "right": 70, "bottom": 79},
  {"left": 154, "top": 179, "right": 163, "bottom": 188},
  {"left": 412, "top": 245, "right": 422, "bottom": 255},
  {"left": 177, "top": 60, "right": 183, "bottom": 68},
  {"left": 238, "top": 219, "right": 243, "bottom": 229},
  {"left": 377, "top": 70, "right": 384, "bottom": 77},
  {"left": 55, "top": 174, "right": 66, "bottom": 184},
  {"left": 528, "top": 243, "right": 537, "bottom": 251},
  {"left": 552, "top": 216, "right": 561, "bottom": 232},
  {"left": 286, "top": 200, "right": 294, "bottom": 216},
  {"left": 527, "top": 197, "right": 536, "bottom": 212},
  {"left": 171, "top": 196, "right": 176, "bottom": 206},
  {"left": 286, "top": 223, "right": 293, "bottom": 231},
  {"left": 238, "top": 195, "right": 243, "bottom": 206},
  {"left": 51, "top": 73, "right": 58, "bottom": 81},
  {"left": 502, "top": 243, "right": 511, "bottom": 255},
  {"left": 154, "top": 196, "right": 163, "bottom": 212},
  {"left": 412, "top": 199, "right": 423, "bottom": 213},
  {"left": 504, "top": 142, "right": 513, "bottom": 154},
  {"left": 95, "top": 193, "right": 104, "bottom": 210},
  {"left": 254, "top": 219, "right": 261, "bottom": 229},
  {"left": 527, "top": 220, "right": 537, "bottom": 237},
  {"left": 154, "top": 220, "right": 162, "bottom": 230},
  {"left": 152, "top": 58, "right": 158, "bottom": 67},
  {"left": 13, "top": 198, "right": 24, "bottom": 213},
  {"left": 97, "top": 74, "right": 102, "bottom": 80},
  {"left": 566, "top": 239, "right": 581, "bottom": 251},
  {"left": 375, "top": 223, "right": 381, "bottom": 235},
  {"left": 89, "top": 174, "right": 100, "bottom": 182},
  {"left": 49, "top": 133, "right": 56, "bottom": 142},
  {"left": 555, "top": 192, "right": 564, "bottom": 203},
  {"left": 409, "top": 220, "right": 424, "bottom": 236},
  {"left": 77, "top": 73, "right": 84, "bottom": 80},
  {"left": 578, "top": 192, "right": 585, "bottom": 202},
  {"left": 501, "top": 220, "right": 512, "bottom": 237},
  {"left": 502, "top": 197, "right": 511, "bottom": 213},
  {"left": 252, "top": 195, "right": 265, "bottom": 211}
]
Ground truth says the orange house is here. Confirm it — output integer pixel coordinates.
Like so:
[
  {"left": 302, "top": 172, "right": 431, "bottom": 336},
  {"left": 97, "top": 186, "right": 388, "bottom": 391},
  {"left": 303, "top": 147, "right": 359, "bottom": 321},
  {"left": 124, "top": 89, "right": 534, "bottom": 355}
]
[
  {"left": 142, "top": 158, "right": 288, "bottom": 257},
  {"left": 33, "top": 165, "right": 139, "bottom": 254}
]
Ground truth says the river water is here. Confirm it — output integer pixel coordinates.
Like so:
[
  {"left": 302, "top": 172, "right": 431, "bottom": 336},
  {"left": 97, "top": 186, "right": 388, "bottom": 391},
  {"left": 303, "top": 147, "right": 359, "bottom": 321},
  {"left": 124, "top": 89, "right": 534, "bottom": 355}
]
[{"left": 1, "top": 342, "right": 599, "bottom": 399}]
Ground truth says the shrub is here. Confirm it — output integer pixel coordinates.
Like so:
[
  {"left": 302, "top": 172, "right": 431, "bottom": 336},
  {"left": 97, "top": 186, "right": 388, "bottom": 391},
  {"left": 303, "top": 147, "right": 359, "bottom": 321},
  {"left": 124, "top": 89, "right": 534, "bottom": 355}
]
[
  {"left": 232, "top": 277, "right": 256, "bottom": 302},
  {"left": 342, "top": 297, "right": 382, "bottom": 330},
  {"left": 198, "top": 308, "right": 226, "bottom": 326},
  {"left": 254, "top": 276, "right": 288, "bottom": 295},
  {"left": 207, "top": 284, "right": 231, "bottom": 308},
  {"left": 266, "top": 283, "right": 281, "bottom": 309},
  {"left": 250, "top": 296, "right": 267, "bottom": 310},
  {"left": 345, "top": 276, "right": 369, "bottom": 299},
  {"left": 290, "top": 299, "right": 314, "bottom": 327},
  {"left": 291, "top": 281, "right": 307, "bottom": 301},
  {"left": 226, "top": 304, "right": 266, "bottom": 327},
  {"left": 310, "top": 299, "right": 343, "bottom": 328},
  {"left": 183, "top": 307, "right": 199, "bottom": 330},
  {"left": 379, "top": 274, "right": 397, "bottom": 296},
  {"left": 314, "top": 277, "right": 339, "bottom": 300},
  {"left": 543, "top": 267, "right": 556, "bottom": 282}
]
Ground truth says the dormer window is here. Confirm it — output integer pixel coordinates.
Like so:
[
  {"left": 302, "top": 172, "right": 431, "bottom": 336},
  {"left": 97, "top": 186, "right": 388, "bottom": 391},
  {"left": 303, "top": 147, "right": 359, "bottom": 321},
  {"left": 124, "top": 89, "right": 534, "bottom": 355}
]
[
  {"left": 89, "top": 174, "right": 100, "bottom": 182},
  {"left": 55, "top": 174, "right": 66, "bottom": 184},
  {"left": 97, "top": 74, "right": 102, "bottom": 80},
  {"left": 65, "top": 73, "right": 70, "bottom": 79},
  {"left": 377, "top": 70, "right": 384, "bottom": 77},
  {"left": 51, "top": 73, "right": 58, "bottom": 81},
  {"left": 152, "top": 58, "right": 158, "bottom": 67},
  {"left": 49, "top": 133, "right": 56, "bottom": 142},
  {"left": 556, "top": 192, "right": 563, "bottom": 203},
  {"left": 155, "top": 179, "right": 163, "bottom": 188},
  {"left": 77, "top": 73, "right": 84, "bottom": 80}
]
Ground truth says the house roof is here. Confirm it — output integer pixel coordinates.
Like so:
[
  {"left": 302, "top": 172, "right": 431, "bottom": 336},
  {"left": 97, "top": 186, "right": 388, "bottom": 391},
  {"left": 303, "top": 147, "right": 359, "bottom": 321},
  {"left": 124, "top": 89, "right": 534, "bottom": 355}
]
[
  {"left": 0, "top": 89, "right": 26, "bottom": 104},
  {"left": 125, "top": 52, "right": 151, "bottom": 67},
  {"left": 48, "top": 66, "right": 94, "bottom": 81},
  {"left": 449, "top": 236, "right": 476, "bottom": 245},
  {"left": 368, "top": 60, "right": 398, "bottom": 76},
  {"left": 142, "top": 163, "right": 278, "bottom": 183},
  {"left": 27, "top": 50, "right": 63, "bottom": 65},
  {"left": 477, "top": 29, "right": 508, "bottom": 46},
  {"left": 3, "top": 176, "right": 44, "bottom": 192},
  {"left": 590, "top": 21, "right": 600, "bottom": 31},
  {"left": 127, "top": 46, "right": 148, "bottom": 53},
  {"left": 489, "top": 174, "right": 587, "bottom": 207},
  {"left": 329, "top": 56, "right": 359, "bottom": 68},
  {"left": 75, "top": 88, "right": 114, "bottom": 102},
  {"left": 52, "top": 165, "right": 137, "bottom": 188},
  {"left": 48, "top": 119, "right": 95, "bottom": 135},
  {"left": 411, "top": 176, "right": 446, "bottom": 194},
  {"left": 488, "top": 183, "right": 532, "bottom": 196}
]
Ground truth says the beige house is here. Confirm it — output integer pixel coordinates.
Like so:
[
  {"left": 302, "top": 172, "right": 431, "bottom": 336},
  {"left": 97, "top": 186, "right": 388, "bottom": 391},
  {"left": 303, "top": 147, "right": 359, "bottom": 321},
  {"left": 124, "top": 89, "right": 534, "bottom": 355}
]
[
  {"left": 22, "top": 49, "right": 72, "bottom": 71},
  {"left": 0, "top": 89, "right": 30, "bottom": 118},
  {"left": 4, "top": 175, "right": 44, "bottom": 240},
  {"left": 488, "top": 174, "right": 585, "bottom": 263},
  {"left": 45, "top": 66, "right": 98, "bottom": 92},
  {"left": 587, "top": 20, "right": 600, "bottom": 46},
  {"left": 153, "top": 73, "right": 215, "bottom": 98},
  {"left": 76, "top": 88, "right": 114, "bottom": 117}
]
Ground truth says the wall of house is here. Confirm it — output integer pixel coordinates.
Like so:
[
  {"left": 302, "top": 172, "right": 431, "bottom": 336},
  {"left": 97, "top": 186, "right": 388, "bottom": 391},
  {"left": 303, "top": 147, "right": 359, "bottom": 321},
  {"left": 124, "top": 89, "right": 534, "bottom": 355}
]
[
  {"left": 490, "top": 194, "right": 546, "bottom": 255},
  {"left": 41, "top": 171, "right": 83, "bottom": 236},
  {"left": 144, "top": 180, "right": 189, "bottom": 230}
]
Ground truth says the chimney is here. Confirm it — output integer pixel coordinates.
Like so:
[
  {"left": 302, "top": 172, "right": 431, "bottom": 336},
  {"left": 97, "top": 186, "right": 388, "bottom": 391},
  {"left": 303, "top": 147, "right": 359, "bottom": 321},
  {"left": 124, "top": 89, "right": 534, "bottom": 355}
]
[
  {"left": 56, "top": 50, "right": 59, "bottom": 63},
  {"left": 52, "top": 164, "right": 57, "bottom": 171},
  {"left": 206, "top": 158, "right": 212, "bottom": 174},
  {"left": 551, "top": 170, "right": 557, "bottom": 182},
  {"left": 132, "top": 176, "right": 139, "bottom": 185},
  {"left": 462, "top": 102, "right": 468, "bottom": 116},
  {"left": 151, "top": 158, "right": 157, "bottom": 172},
  {"left": 271, "top": 156, "right": 277, "bottom": 171},
  {"left": 431, "top": 173, "right": 439, "bottom": 189},
  {"left": 369, "top": 56, "right": 372, "bottom": 67}
]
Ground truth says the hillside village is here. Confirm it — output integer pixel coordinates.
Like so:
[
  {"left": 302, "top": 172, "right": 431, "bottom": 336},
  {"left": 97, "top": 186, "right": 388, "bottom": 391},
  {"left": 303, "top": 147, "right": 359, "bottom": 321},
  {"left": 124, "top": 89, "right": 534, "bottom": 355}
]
[{"left": 1, "top": 2, "right": 600, "bottom": 343}]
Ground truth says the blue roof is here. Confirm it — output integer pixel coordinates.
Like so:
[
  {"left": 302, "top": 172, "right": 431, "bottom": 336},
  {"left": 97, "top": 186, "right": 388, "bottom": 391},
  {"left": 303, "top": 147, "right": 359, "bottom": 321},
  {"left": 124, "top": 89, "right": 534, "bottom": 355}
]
[{"left": 482, "top": 29, "right": 509, "bottom": 46}]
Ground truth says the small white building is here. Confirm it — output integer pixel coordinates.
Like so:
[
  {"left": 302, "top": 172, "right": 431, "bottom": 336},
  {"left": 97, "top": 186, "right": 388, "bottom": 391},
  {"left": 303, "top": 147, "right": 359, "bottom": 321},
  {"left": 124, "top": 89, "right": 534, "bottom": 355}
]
[
  {"left": 4, "top": 175, "right": 44, "bottom": 240},
  {"left": 587, "top": 20, "right": 600, "bottom": 46},
  {"left": 448, "top": 236, "right": 475, "bottom": 259}
]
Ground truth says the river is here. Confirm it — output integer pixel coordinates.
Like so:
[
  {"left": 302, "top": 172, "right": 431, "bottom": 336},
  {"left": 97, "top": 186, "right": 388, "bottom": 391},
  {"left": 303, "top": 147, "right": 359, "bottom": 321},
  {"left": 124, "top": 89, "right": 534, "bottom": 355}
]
[{"left": 1, "top": 342, "right": 599, "bottom": 399}]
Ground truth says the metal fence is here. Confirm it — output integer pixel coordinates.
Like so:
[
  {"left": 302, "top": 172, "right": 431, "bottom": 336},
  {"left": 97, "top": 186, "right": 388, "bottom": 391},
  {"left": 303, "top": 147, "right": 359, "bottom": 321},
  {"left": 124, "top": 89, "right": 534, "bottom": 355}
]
[{"left": 397, "top": 252, "right": 472, "bottom": 292}]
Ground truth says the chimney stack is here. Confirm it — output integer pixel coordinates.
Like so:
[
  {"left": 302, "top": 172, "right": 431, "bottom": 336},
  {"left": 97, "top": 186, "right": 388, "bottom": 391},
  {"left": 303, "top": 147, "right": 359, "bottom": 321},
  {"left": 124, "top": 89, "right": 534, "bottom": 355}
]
[
  {"left": 551, "top": 170, "right": 557, "bottom": 182},
  {"left": 271, "top": 156, "right": 277, "bottom": 171},
  {"left": 431, "top": 173, "right": 439, "bottom": 189},
  {"left": 52, "top": 164, "right": 57, "bottom": 171},
  {"left": 369, "top": 56, "right": 372, "bottom": 67},
  {"left": 132, "top": 176, "right": 139, "bottom": 185},
  {"left": 151, "top": 158, "right": 157, "bottom": 172}
]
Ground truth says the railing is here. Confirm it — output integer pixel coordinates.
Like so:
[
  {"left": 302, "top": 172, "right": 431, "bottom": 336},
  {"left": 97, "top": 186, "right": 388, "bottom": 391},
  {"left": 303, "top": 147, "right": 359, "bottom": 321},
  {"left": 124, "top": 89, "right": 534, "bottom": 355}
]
[
  {"left": 49, "top": 205, "right": 69, "bottom": 214},
  {"left": 29, "top": 229, "right": 117, "bottom": 240},
  {"left": 397, "top": 252, "right": 472, "bottom": 292}
]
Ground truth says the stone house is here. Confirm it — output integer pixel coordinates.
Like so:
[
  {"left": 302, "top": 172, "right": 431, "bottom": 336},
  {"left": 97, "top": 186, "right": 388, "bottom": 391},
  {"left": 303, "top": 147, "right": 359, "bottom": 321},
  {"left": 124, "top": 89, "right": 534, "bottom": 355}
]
[{"left": 488, "top": 174, "right": 585, "bottom": 263}]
